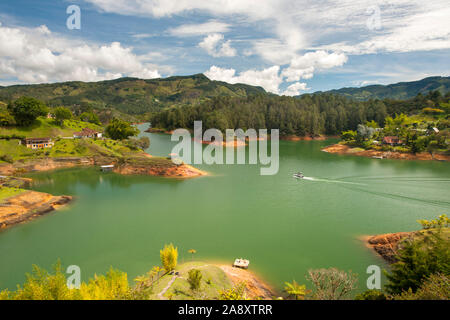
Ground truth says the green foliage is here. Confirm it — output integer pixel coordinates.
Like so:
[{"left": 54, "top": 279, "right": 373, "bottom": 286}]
[
  {"left": 80, "top": 112, "right": 101, "bottom": 125},
  {"left": 105, "top": 118, "right": 138, "bottom": 140},
  {"left": 8, "top": 97, "right": 48, "bottom": 126},
  {"left": 385, "top": 230, "right": 450, "bottom": 295},
  {"left": 354, "top": 289, "right": 387, "bottom": 300},
  {"left": 160, "top": 243, "right": 178, "bottom": 273},
  {"left": 417, "top": 214, "right": 449, "bottom": 229},
  {"left": 187, "top": 269, "right": 203, "bottom": 292},
  {"left": 79, "top": 268, "right": 130, "bottom": 300},
  {"left": 365, "top": 120, "right": 379, "bottom": 128},
  {"left": 341, "top": 130, "right": 357, "bottom": 141},
  {"left": 53, "top": 107, "right": 72, "bottom": 125},
  {"left": 126, "top": 136, "right": 150, "bottom": 150},
  {"left": 219, "top": 282, "right": 248, "bottom": 300},
  {"left": 0, "top": 260, "right": 81, "bottom": 300},
  {"left": 0, "top": 109, "right": 15, "bottom": 126},
  {"left": 306, "top": 268, "right": 358, "bottom": 300},
  {"left": 284, "top": 280, "right": 308, "bottom": 300},
  {"left": 394, "top": 273, "right": 450, "bottom": 300},
  {"left": 422, "top": 107, "right": 444, "bottom": 115}
]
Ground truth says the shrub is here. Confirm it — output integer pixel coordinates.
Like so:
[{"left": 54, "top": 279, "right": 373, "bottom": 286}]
[
  {"left": 160, "top": 243, "right": 178, "bottom": 273},
  {"left": 354, "top": 289, "right": 387, "bottom": 300},
  {"left": 306, "top": 268, "right": 358, "bottom": 300},
  {"left": 187, "top": 269, "right": 202, "bottom": 292},
  {"left": 8, "top": 97, "right": 48, "bottom": 126},
  {"left": 394, "top": 273, "right": 450, "bottom": 300}
]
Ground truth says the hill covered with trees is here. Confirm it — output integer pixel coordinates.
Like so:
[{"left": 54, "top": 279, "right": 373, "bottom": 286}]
[{"left": 317, "top": 76, "right": 450, "bottom": 101}]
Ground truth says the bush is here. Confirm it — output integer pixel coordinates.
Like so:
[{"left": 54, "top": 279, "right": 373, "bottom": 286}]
[
  {"left": 354, "top": 289, "right": 387, "bottom": 300},
  {"left": 394, "top": 273, "right": 450, "bottom": 300},
  {"left": 306, "top": 268, "right": 358, "bottom": 300},
  {"left": 105, "top": 118, "right": 138, "bottom": 140},
  {"left": 160, "top": 243, "right": 178, "bottom": 273},
  {"left": 187, "top": 269, "right": 202, "bottom": 292}
]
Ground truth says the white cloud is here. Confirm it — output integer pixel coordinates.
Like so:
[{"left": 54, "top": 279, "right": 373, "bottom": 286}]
[
  {"left": 168, "top": 20, "right": 231, "bottom": 36},
  {"left": 0, "top": 23, "right": 161, "bottom": 84},
  {"left": 199, "top": 34, "right": 236, "bottom": 57},
  {"left": 282, "top": 50, "right": 348, "bottom": 82},
  {"left": 281, "top": 82, "right": 308, "bottom": 96},
  {"left": 204, "top": 65, "right": 282, "bottom": 93}
]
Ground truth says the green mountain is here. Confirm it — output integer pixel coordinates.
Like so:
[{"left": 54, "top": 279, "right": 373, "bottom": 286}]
[
  {"left": 315, "top": 76, "right": 450, "bottom": 101},
  {"left": 0, "top": 74, "right": 266, "bottom": 116}
]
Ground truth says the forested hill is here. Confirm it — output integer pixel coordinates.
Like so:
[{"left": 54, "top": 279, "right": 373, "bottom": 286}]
[
  {"left": 0, "top": 74, "right": 266, "bottom": 115},
  {"left": 313, "top": 76, "right": 450, "bottom": 101}
]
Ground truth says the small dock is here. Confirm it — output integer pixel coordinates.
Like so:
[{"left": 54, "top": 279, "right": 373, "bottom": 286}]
[
  {"left": 233, "top": 258, "right": 250, "bottom": 269},
  {"left": 100, "top": 165, "right": 114, "bottom": 172}
]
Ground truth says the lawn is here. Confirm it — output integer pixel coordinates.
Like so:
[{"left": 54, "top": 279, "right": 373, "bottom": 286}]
[
  {"left": 0, "top": 186, "right": 25, "bottom": 204},
  {"left": 0, "top": 117, "right": 102, "bottom": 138},
  {"left": 147, "top": 262, "right": 233, "bottom": 300}
]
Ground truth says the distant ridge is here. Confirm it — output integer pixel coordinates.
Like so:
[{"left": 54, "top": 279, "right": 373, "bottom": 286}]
[{"left": 310, "top": 76, "right": 450, "bottom": 101}]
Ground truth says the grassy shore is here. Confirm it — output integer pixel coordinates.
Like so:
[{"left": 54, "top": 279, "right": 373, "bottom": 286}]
[{"left": 0, "top": 187, "right": 25, "bottom": 203}]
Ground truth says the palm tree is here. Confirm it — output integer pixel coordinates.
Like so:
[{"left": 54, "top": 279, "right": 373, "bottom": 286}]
[
  {"left": 188, "top": 249, "right": 197, "bottom": 260},
  {"left": 284, "top": 280, "right": 308, "bottom": 300}
]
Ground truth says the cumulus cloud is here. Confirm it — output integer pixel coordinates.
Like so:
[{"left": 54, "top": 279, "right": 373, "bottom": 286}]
[
  {"left": 204, "top": 65, "right": 282, "bottom": 93},
  {"left": 0, "top": 23, "right": 161, "bottom": 84},
  {"left": 199, "top": 34, "right": 236, "bottom": 57},
  {"left": 281, "top": 50, "right": 348, "bottom": 82},
  {"left": 168, "top": 20, "right": 231, "bottom": 36},
  {"left": 281, "top": 82, "right": 308, "bottom": 96}
]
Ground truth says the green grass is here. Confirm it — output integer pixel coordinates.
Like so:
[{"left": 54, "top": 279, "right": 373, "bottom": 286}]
[
  {"left": 0, "top": 117, "right": 102, "bottom": 138},
  {"left": 0, "top": 186, "right": 25, "bottom": 203},
  {"left": 147, "top": 262, "right": 233, "bottom": 300}
]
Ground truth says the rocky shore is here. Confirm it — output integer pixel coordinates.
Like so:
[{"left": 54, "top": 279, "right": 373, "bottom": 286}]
[
  {"left": 0, "top": 190, "right": 72, "bottom": 230},
  {"left": 365, "top": 232, "right": 414, "bottom": 263},
  {"left": 322, "top": 144, "right": 450, "bottom": 161}
]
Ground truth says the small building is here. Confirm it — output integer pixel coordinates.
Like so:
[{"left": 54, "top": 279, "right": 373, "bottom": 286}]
[
  {"left": 233, "top": 258, "right": 250, "bottom": 269},
  {"left": 21, "top": 138, "right": 54, "bottom": 149},
  {"left": 383, "top": 136, "right": 403, "bottom": 146},
  {"left": 73, "top": 128, "right": 102, "bottom": 139}
]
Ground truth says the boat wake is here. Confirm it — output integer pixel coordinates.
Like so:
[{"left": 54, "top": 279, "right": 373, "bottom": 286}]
[{"left": 300, "top": 176, "right": 366, "bottom": 185}]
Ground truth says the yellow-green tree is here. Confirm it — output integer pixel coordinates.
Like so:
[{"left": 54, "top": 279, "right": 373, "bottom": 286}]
[
  {"left": 219, "top": 282, "right": 248, "bottom": 300},
  {"left": 79, "top": 268, "right": 130, "bottom": 300},
  {"left": 160, "top": 243, "right": 178, "bottom": 273},
  {"left": 188, "top": 249, "right": 197, "bottom": 260},
  {"left": 284, "top": 280, "right": 308, "bottom": 300}
]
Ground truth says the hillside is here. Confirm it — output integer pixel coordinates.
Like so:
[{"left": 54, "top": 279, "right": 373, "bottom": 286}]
[
  {"left": 316, "top": 76, "right": 450, "bottom": 101},
  {"left": 0, "top": 74, "right": 266, "bottom": 117}
]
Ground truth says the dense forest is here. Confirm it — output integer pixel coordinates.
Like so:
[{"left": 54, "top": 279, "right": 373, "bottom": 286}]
[
  {"left": 150, "top": 91, "right": 450, "bottom": 136},
  {"left": 317, "top": 76, "right": 450, "bottom": 101}
]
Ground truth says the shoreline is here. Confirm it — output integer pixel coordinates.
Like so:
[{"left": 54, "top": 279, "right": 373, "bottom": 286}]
[
  {"left": 322, "top": 143, "right": 450, "bottom": 161},
  {"left": 215, "top": 264, "right": 277, "bottom": 299},
  {"left": 0, "top": 154, "right": 207, "bottom": 179},
  {"left": 362, "top": 231, "right": 415, "bottom": 263},
  {"left": 0, "top": 190, "right": 72, "bottom": 230}
]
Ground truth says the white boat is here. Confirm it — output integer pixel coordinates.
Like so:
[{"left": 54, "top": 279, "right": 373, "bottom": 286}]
[{"left": 293, "top": 172, "right": 305, "bottom": 179}]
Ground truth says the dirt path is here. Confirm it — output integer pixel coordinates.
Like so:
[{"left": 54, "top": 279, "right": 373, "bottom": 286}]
[{"left": 157, "top": 275, "right": 178, "bottom": 300}]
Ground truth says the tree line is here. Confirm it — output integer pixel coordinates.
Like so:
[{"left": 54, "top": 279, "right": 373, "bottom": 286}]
[{"left": 150, "top": 91, "right": 449, "bottom": 136}]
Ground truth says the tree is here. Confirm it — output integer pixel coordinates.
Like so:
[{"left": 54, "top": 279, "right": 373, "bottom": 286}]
[
  {"left": 80, "top": 112, "right": 101, "bottom": 125},
  {"left": 393, "top": 273, "right": 450, "bottom": 300},
  {"left": 188, "top": 249, "right": 197, "bottom": 260},
  {"left": 127, "top": 136, "right": 150, "bottom": 150},
  {"left": 385, "top": 230, "right": 450, "bottom": 295},
  {"left": 306, "top": 268, "right": 358, "bottom": 300},
  {"left": 8, "top": 97, "right": 48, "bottom": 126},
  {"left": 79, "top": 268, "right": 130, "bottom": 300},
  {"left": 354, "top": 289, "right": 387, "bottom": 300},
  {"left": 0, "top": 110, "right": 15, "bottom": 126},
  {"left": 53, "top": 107, "right": 72, "bottom": 125},
  {"left": 105, "top": 118, "right": 139, "bottom": 140},
  {"left": 357, "top": 124, "right": 375, "bottom": 141},
  {"left": 160, "top": 243, "right": 178, "bottom": 273},
  {"left": 341, "top": 130, "right": 357, "bottom": 141},
  {"left": 187, "top": 269, "right": 202, "bottom": 292},
  {"left": 284, "top": 280, "right": 308, "bottom": 300}
]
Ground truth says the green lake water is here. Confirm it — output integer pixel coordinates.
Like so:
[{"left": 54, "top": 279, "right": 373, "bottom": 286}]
[{"left": 1, "top": 124, "right": 449, "bottom": 293}]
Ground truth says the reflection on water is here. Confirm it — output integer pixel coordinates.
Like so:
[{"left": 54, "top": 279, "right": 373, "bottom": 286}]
[{"left": 0, "top": 126, "right": 449, "bottom": 294}]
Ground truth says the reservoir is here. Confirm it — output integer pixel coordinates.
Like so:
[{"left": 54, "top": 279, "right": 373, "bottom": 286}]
[{"left": 1, "top": 124, "right": 449, "bottom": 293}]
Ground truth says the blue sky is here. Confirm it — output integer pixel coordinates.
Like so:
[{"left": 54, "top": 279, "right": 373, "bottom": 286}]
[{"left": 0, "top": 0, "right": 449, "bottom": 94}]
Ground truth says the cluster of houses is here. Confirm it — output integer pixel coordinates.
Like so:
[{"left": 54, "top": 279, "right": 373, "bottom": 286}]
[{"left": 21, "top": 128, "right": 102, "bottom": 149}]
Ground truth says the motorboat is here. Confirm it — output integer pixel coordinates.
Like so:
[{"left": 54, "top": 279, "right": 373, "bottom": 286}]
[{"left": 293, "top": 172, "right": 304, "bottom": 179}]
